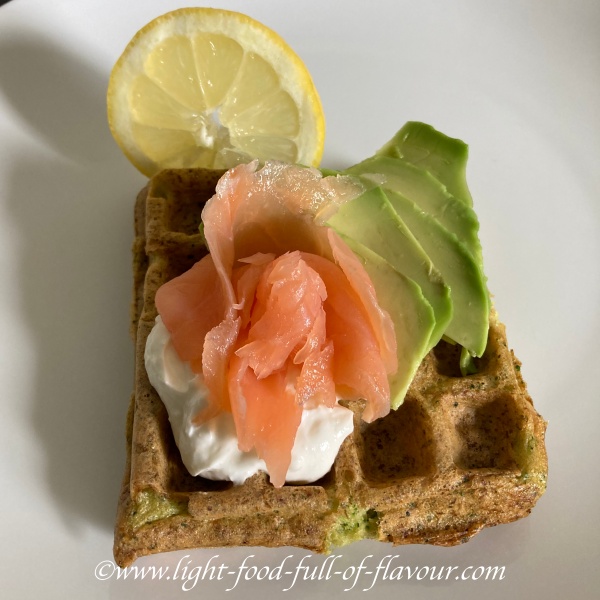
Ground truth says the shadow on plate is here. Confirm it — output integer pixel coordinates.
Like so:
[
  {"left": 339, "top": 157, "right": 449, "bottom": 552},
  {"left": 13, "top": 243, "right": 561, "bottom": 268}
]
[{"left": 0, "top": 35, "right": 142, "bottom": 534}]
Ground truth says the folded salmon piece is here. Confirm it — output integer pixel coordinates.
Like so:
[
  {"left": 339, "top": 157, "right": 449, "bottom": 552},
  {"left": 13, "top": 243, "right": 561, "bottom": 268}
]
[{"left": 153, "top": 162, "right": 397, "bottom": 487}]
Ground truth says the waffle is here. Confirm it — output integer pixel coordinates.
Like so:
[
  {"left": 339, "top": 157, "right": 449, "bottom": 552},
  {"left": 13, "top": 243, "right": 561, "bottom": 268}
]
[{"left": 114, "top": 168, "right": 548, "bottom": 567}]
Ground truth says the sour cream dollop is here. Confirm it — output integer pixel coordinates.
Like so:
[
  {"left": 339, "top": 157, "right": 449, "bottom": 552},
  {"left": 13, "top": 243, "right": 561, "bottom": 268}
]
[{"left": 144, "top": 317, "right": 354, "bottom": 485}]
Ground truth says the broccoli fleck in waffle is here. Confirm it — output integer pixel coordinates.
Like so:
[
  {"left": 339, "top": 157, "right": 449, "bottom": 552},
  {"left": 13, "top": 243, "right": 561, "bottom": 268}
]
[{"left": 114, "top": 168, "right": 547, "bottom": 567}]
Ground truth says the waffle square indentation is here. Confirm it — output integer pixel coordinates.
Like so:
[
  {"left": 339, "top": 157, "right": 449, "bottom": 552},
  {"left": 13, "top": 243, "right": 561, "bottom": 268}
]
[
  {"left": 356, "top": 396, "right": 436, "bottom": 483},
  {"left": 453, "top": 393, "right": 522, "bottom": 471}
]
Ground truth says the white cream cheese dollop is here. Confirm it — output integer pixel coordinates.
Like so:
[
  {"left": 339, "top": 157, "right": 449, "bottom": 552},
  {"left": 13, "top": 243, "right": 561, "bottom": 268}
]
[{"left": 144, "top": 317, "right": 354, "bottom": 485}]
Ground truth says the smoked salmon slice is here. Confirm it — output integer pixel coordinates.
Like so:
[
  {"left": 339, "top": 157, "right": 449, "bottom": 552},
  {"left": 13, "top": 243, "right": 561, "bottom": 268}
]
[{"left": 155, "top": 161, "right": 397, "bottom": 486}]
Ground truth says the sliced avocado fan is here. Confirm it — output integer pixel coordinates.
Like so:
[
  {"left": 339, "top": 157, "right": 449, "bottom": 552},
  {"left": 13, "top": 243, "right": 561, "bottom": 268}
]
[
  {"left": 318, "top": 122, "right": 490, "bottom": 407},
  {"left": 383, "top": 188, "right": 488, "bottom": 357},
  {"left": 346, "top": 123, "right": 490, "bottom": 359},
  {"left": 346, "top": 155, "right": 483, "bottom": 269},
  {"left": 325, "top": 185, "right": 452, "bottom": 353},
  {"left": 328, "top": 181, "right": 488, "bottom": 357}
]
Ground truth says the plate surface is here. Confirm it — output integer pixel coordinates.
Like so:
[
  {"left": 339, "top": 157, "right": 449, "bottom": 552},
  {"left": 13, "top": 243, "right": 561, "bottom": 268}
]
[{"left": 0, "top": 1, "right": 598, "bottom": 598}]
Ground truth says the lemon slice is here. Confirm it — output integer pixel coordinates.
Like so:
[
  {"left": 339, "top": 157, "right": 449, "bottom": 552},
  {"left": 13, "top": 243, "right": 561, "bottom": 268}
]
[{"left": 107, "top": 8, "right": 325, "bottom": 176}]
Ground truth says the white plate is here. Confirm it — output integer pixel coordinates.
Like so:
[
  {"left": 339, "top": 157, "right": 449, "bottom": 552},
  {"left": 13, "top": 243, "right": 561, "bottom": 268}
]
[{"left": 1, "top": 1, "right": 598, "bottom": 598}]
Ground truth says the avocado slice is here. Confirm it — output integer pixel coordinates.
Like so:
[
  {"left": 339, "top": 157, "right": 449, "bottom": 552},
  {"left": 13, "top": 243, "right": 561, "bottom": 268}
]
[
  {"left": 339, "top": 234, "right": 435, "bottom": 408},
  {"left": 346, "top": 155, "right": 483, "bottom": 268},
  {"left": 377, "top": 121, "right": 473, "bottom": 208},
  {"left": 325, "top": 185, "right": 452, "bottom": 351},
  {"left": 383, "top": 189, "right": 489, "bottom": 357}
]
